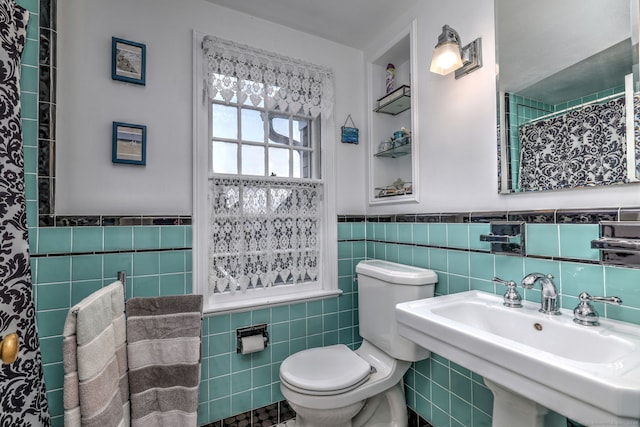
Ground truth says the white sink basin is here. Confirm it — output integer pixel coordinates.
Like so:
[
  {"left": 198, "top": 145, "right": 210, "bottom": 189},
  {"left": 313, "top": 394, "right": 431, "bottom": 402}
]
[{"left": 396, "top": 290, "right": 640, "bottom": 425}]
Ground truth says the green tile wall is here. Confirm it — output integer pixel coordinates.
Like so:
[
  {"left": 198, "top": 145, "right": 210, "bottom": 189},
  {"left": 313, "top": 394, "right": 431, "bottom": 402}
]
[{"left": 369, "top": 219, "right": 640, "bottom": 427}]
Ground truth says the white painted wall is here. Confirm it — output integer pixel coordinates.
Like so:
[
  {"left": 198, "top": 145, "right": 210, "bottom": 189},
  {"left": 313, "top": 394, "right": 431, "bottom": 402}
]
[
  {"left": 56, "top": 0, "right": 367, "bottom": 215},
  {"left": 57, "top": 0, "right": 640, "bottom": 217},
  {"left": 364, "top": 0, "right": 640, "bottom": 214}
]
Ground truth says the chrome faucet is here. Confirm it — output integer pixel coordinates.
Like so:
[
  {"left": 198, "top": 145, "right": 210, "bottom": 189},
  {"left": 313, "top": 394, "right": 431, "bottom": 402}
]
[{"left": 521, "top": 273, "right": 561, "bottom": 315}]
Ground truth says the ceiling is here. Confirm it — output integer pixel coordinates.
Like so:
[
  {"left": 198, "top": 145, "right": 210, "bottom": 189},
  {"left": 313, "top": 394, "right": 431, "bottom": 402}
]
[{"left": 203, "top": 0, "right": 419, "bottom": 50}]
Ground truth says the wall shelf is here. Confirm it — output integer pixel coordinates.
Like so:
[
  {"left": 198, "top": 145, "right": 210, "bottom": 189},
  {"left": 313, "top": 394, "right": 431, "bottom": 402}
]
[
  {"left": 374, "top": 142, "right": 411, "bottom": 158},
  {"left": 374, "top": 85, "right": 411, "bottom": 115}
]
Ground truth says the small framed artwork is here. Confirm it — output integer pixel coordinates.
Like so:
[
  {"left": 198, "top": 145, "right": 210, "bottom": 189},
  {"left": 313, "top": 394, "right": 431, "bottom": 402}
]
[
  {"left": 112, "top": 122, "right": 146, "bottom": 165},
  {"left": 111, "top": 37, "right": 146, "bottom": 85}
]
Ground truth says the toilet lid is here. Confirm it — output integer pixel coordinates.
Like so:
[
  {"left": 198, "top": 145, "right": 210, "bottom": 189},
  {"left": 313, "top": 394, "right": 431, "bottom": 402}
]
[{"left": 280, "top": 344, "right": 371, "bottom": 393}]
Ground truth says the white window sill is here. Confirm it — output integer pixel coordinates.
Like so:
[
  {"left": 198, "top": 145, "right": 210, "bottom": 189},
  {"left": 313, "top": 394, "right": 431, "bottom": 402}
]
[{"left": 203, "top": 289, "right": 343, "bottom": 316}]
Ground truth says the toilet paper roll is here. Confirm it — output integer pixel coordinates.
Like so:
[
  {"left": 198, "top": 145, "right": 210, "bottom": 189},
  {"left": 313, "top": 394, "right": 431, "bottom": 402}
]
[{"left": 240, "top": 335, "right": 265, "bottom": 354}]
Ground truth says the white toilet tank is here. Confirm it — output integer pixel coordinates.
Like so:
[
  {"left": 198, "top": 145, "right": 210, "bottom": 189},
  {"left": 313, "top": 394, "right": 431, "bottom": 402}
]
[{"left": 355, "top": 260, "right": 437, "bottom": 362}]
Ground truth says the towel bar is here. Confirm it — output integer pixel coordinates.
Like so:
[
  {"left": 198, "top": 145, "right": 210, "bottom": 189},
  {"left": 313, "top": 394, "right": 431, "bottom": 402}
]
[{"left": 72, "top": 272, "right": 126, "bottom": 314}]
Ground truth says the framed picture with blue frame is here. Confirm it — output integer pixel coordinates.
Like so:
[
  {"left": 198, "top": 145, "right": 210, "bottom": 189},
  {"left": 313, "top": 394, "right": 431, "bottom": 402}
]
[
  {"left": 112, "top": 122, "right": 146, "bottom": 165},
  {"left": 112, "top": 37, "right": 146, "bottom": 85}
]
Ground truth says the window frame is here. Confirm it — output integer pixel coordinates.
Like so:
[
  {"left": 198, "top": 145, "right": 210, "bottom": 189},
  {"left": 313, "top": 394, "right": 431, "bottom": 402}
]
[{"left": 192, "top": 31, "right": 339, "bottom": 314}]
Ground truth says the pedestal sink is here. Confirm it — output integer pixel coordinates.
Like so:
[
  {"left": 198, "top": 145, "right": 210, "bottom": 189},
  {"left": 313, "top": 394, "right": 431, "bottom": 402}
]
[{"left": 396, "top": 290, "right": 640, "bottom": 426}]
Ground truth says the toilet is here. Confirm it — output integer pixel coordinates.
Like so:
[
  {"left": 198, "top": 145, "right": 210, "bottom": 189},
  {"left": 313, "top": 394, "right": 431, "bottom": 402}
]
[{"left": 279, "top": 259, "right": 438, "bottom": 427}]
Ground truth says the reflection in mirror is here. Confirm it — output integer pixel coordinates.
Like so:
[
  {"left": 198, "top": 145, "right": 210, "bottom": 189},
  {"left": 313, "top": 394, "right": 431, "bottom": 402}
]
[{"left": 496, "top": 0, "right": 639, "bottom": 193}]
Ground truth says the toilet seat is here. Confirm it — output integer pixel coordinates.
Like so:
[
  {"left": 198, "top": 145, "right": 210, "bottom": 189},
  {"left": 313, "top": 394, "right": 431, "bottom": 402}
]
[{"left": 280, "top": 344, "right": 371, "bottom": 395}]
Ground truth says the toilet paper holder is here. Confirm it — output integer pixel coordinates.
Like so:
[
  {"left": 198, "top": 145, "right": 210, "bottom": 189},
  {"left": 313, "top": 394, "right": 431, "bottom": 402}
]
[{"left": 236, "top": 324, "right": 269, "bottom": 354}]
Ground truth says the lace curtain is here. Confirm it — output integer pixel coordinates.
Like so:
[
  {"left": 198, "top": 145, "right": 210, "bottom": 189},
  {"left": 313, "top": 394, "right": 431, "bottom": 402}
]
[
  {"left": 209, "top": 177, "right": 322, "bottom": 294},
  {"left": 518, "top": 97, "right": 627, "bottom": 191},
  {"left": 202, "top": 36, "right": 334, "bottom": 119}
]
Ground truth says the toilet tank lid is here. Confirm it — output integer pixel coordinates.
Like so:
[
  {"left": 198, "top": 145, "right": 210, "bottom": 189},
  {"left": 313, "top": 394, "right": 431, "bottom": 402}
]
[{"left": 356, "top": 260, "right": 438, "bottom": 285}]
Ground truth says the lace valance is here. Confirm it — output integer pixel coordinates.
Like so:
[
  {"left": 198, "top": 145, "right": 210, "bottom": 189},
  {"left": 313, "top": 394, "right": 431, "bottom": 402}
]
[{"left": 202, "top": 36, "right": 334, "bottom": 118}]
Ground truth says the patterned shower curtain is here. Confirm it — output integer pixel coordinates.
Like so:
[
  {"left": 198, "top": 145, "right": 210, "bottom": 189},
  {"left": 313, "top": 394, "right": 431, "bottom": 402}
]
[
  {"left": 518, "top": 97, "right": 627, "bottom": 191},
  {"left": 0, "top": 1, "right": 50, "bottom": 425}
]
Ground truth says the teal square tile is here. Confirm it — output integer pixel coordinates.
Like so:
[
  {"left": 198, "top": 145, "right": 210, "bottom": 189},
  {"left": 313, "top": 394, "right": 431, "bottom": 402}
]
[
  {"left": 559, "top": 224, "right": 599, "bottom": 260},
  {"left": 160, "top": 273, "right": 186, "bottom": 295},
  {"left": 469, "top": 252, "right": 494, "bottom": 280},
  {"left": 24, "top": 172, "right": 36, "bottom": 201},
  {"left": 36, "top": 309, "right": 67, "bottom": 337},
  {"left": 26, "top": 200, "right": 37, "bottom": 228},
  {"left": 71, "top": 255, "right": 102, "bottom": 281},
  {"left": 414, "top": 372, "right": 431, "bottom": 400},
  {"left": 104, "top": 227, "right": 133, "bottom": 251},
  {"left": 338, "top": 259, "right": 352, "bottom": 276},
  {"left": 352, "top": 223, "right": 366, "bottom": 240},
  {"left": 398, "top": 223, "right": 413, "bottom": 244},
  {"left": 386, "top": 223, "right": 398, "bottom": 243},
  {"left": 337, "top": 223, "right": 351, "bottom": 240},
  {"left": 23, "top": 145, "right": 36, "bottom": 173},
  {"left": 47, "top": 389, "right": 63, "bottom": 418},
  {"left": 39, "top": 336, "right": 63, "bottom": 364},
  {"left": 160, "top": 226, "right": 185, "bottom": 248},
  {"left": 448, "top": 251, "right": 469, "bottom": 276},
  {"left": 37, "top": 282, "right": 70, "bottom": 311},
  {"left": 159, "top": 251, "right": 185, "bottom": 274},
  {"left": 231, "top": 370, "right": 251, "bottom": 394},
  {"left": 449, "top": 275, "right": 470, "bottom": 294},
  {"left": 290, "top": 319, "right": 306, "bottom": 339},
  {"left": 413, "top": 223, "right": 428, "bottom": 245},
  {"left": 133, "top": 252, "right": 159, "bottom": 276},
  {"left": 36, "top": 256, "right": 70, "bottom": 284},
  {"left": 323, "top": 298, "right": 338, "bottom": 314},
  {"left": 72, "top": 227, "right": 103, "bottom": 253},
  {"left": 473, "top": 408, "right": 492, "bottom": 427},
  {"left": 20, "top": 64, "right": 38, "bottom": 92},
  {"left": 470, "top": 278, "right": 494, "bottom": 293},
  {"left": 451, "top": 395, "right": 472, "bottom": 426},
  {"left": 271, "top": 322, "right": 290, "bottom": 343},
  {"left": 133, "top": 226, "right": 160, "bottom": 250},
  {"left": 185, "top": 226, "right": 192, "bottom": 247},
  {"left": 353, "top": 241, "right": 366, "bottom": 258},
  {"left": 373, "top": 223, "right": 385, "bottom": 241},
  {"left": 210, "top": 375, "right": 230, "bottom": 400},
  {"left": 432, "top": 382, "right": 450, "bottom": 413},
  {"left": 21, "top": 91, "right": 37, "bottom": 119},
  {"left": 103, "top": 253, "right": 132, "bottom": 280},
  {"left": 231, "top": 390, "right": 252, "bottom": 415},
  {"left": 430, "top": 249, "right": 447, "bottom": 272},
  {"left": 605, "top": 266, "right": 640, "bottom": 309},
  {"left": 210, "top": 354, "right": 231, "bottom": 377},
  {"left": 415, "top": 394, "right": 432, "bottom": 422},
  {"left": 526, "top": 224, "right": 559, "bottom": 257},
  {"left": 271, "top": 305, "right": 289, "bottom": 323},
  {"left": 606, "top": 304, "right": 640, "bottom": 325},
  {"left": 307, "top": 315, "right": 322, "bottom": 335},
  {"left": 398, "top": 245, "right": 413, "bottom": 265},
  {"left": 323, "top": 331, "right": 338, "bottom": 346},
  {"left": 211, "top": 314, "right": 231, "bottom": 334},
  {"left": 323, "top": 312, "right": 338, "bottom": 331},
  {"left": 307, "top": 333, "right": 322, "bottom": 349},
  {"left": 252, "top": 384, "right": 272, "bottom": 409},
  {"left": 429, "top": 224, "right": 447, "bottom": 246},
  {"left": 447, "top": 224, "right": 469, "bottom": 249},
  {"left": 22, "top": 119, "right": 37, "bottom": 146},
  {"left": 560, "top": 262, "right": 603, "bottom": 298},
  {"left": 290, "top": 302, "right": 307, "bottom": 320},
  {"left": 252, "top": 307, "right": 271, "bottom": 324},
  {"left": 71, "top": 280, "right": 102, "bottom": 305},
  {"left": 338, "top": 242, "right": 352, "bottom": 259},
  {"left": 451, "top": 370, "right": 471, "bottom": 402},
  {"left": 413, "top": 246, "right": 429, "bottom": 268},
  {"left": 230, "top": 311, "right": 252, "bottom": 329},
  {"left": 431, "top": 359, "right": 450, "bottom": 388},
  {"left": 43, "top": 362, "right": 64, "bottom": 390},
  {"left": 209, "top": 396, "right": 231, "bottom": 423},
  {"left": 472, "top": 381, "right": 494, "bottom": 415},
  {"left": 132, "top": 275, "right": 160, "bottom": 297},
  {"left": 38, "top": 227, "right": 72, "bottom": 254},
  {"left": 469, "top": 223, "right": 491, "bottom": 251},
  {"left": 494, "top": 255, "right": 524, "bottom": 282},
  {"left": 386, "top": 243, "right": 399, "bottom": 262}
]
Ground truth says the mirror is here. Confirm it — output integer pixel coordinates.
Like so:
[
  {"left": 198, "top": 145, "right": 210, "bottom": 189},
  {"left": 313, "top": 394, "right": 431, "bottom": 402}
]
[{"left": 496, "top": 0, "right": 639, "bottom": 193}]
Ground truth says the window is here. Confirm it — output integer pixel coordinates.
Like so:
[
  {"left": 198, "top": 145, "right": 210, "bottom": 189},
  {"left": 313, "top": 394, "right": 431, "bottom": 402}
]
[{"left": 193, "top": 34, "right": 338, "bottom": 312}]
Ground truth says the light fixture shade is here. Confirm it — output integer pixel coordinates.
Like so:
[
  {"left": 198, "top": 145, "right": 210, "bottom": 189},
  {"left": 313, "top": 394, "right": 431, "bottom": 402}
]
[{"left": 430, "top": 41, "right": 463, "bottom": 75}]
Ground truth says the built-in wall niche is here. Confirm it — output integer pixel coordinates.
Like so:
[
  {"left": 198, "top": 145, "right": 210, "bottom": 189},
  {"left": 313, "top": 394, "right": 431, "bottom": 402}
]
[{"left": 367, "top": 20, "right": 419, "bottom": 205}]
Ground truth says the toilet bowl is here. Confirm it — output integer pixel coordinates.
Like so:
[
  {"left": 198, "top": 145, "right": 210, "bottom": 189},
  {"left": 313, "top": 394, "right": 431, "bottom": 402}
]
[{"left": 279, "top": 260, "right": 438, "bottom": 427}]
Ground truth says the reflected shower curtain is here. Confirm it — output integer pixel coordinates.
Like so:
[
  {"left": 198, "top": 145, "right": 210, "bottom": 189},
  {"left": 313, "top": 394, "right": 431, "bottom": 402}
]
[
  {"left": 518, "top": 97, "right": 627, "bottom": 191},
  {"left": 0, "top": 1, "right": 50, "bottom": 425}
]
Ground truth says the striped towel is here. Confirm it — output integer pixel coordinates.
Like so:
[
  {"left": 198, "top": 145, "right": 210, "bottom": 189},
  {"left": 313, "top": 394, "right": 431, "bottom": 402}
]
[
  {"left": 62, "top": 280, "right": 130, "bottom": 427},
  {"left": 126, "top": 295, "right": 203, "bottom": 427}
]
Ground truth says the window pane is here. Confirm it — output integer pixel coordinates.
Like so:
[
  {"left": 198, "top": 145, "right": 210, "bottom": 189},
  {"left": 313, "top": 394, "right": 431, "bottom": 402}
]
[
  {"left": 269, "top": 147, "right": 290, "bottom": 177},
  {"left": 242, "top": 145, "right": 265, "bottom": 176},
  {"left": 293, "top": 118, "right": 311, "bottom": 147},
  {"left": 212, "top": 141, "right": 238, "bottom": 174},
  {"left": 293, "top": 150, "right": 312, "bottom": 179},
  {"left": 241, "top": 108, "right": 265, "bottom": 142},
  {"left": 268, "top": 115, "right": 290, "bottom": 146},
  {"left": 212, "top": 104, "right": 238, "bottom": 139}
]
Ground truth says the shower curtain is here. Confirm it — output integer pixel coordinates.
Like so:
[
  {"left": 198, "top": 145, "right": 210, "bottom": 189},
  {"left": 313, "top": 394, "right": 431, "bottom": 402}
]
[
  {"left": 518, "top": 97, "right": 627, "bottom": 191},
  {"left": 0, "top": 1, "right": 50, "bottom": 425}
]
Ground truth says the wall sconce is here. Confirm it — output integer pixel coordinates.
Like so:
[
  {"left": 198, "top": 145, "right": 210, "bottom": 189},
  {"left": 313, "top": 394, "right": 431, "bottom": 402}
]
[{"left": 429, "top": 25, "right": 482, "bottom": 79}]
